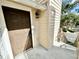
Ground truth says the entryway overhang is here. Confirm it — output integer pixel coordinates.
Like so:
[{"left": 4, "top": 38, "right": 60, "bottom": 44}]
[{"left": 9, "top": 0, "right": 47, "bottom": 11}]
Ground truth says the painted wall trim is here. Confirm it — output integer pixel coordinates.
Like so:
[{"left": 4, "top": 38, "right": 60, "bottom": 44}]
[{"left": 9, "top": 0, "right": 47, "bottom": 11}]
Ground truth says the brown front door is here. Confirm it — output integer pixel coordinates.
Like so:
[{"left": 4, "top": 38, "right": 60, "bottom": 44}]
[{"left": 2, "top": 6, "right": 33, "bottom": 56}]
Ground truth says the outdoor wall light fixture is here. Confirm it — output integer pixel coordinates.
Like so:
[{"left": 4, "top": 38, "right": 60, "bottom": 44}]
[{"left": 35, "top": 10, "right": 41, "bottom": 18}]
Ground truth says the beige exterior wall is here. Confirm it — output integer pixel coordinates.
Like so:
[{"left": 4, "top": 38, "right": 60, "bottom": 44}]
[
  {"left": 49, "top": 0, "right": 62, "bottom": 45},
  {"left": 0, "top": 0, "right": 62, "bottom": 58},
  {"left": 31, "top": 8, "right": 50, "bottom": 48},
  {"left": 0, "top": 0, "right": 40, "bottom": 57},
  {"left": 31, "top": 9, "right": 40, "bottom": 47},
  {"left": 39, "top": 10, "right": 50, "bottom": 48},
  {"left": 38, "top": 0, "right": 62, "bottom": 48},
  {"left": 0, "top": 0, "right": 49, "bottom": 56}
]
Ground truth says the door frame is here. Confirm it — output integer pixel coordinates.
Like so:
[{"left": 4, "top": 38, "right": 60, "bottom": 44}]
[
  {"left": 1, "top": 0, "right": 34, "bottom": 47},
  {"left": 0, "top": 0, "right": 35, "bottom": 57}
]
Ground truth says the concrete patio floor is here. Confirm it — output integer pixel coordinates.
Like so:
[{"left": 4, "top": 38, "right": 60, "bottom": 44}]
[{"left": 15, "top": 46, "right": 77, "bottom": 59}]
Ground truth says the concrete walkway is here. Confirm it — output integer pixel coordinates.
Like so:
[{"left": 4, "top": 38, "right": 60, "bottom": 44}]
[{"left": 15, "top": 46, "right": 77, "bottom": 59}]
